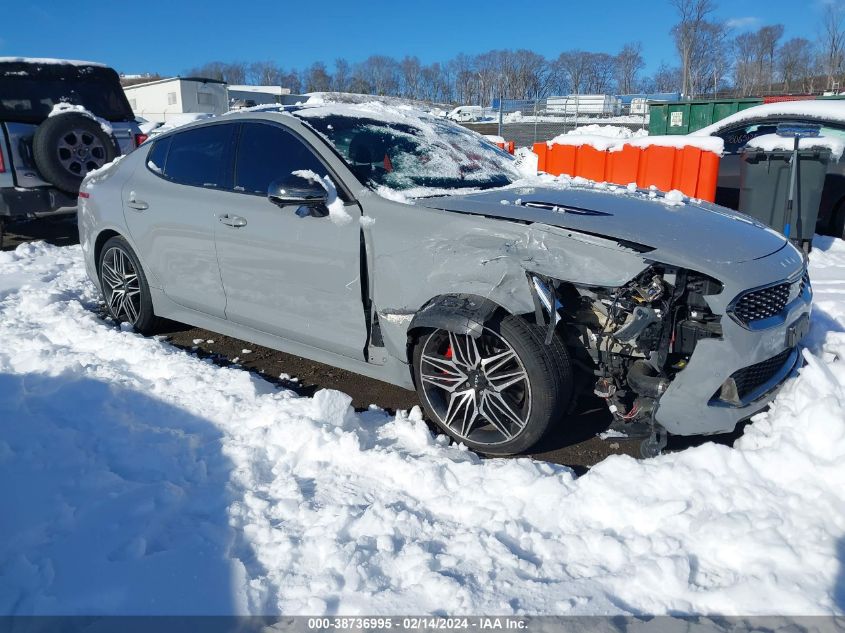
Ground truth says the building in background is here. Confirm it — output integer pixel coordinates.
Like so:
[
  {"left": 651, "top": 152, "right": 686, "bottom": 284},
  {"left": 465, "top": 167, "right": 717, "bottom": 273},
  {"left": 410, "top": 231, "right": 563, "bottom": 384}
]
[
  {"left": 123, "top": 77, "right": 228, "bottom": 123},
  {"left": 227, "top": 85, "right": 291, "bottom": 107}
]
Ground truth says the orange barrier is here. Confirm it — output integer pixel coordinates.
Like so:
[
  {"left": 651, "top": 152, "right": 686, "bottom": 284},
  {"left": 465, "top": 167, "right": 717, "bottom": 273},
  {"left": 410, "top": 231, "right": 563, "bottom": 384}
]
[
  {"left": 606, "top": 144, "right": 639, "bottom": 187},
  {"left": 495, "top": 140, "right": 516, "bottom": 155},
  {"left": 532, "top": 141, "right": 721, "bottom": 202}
]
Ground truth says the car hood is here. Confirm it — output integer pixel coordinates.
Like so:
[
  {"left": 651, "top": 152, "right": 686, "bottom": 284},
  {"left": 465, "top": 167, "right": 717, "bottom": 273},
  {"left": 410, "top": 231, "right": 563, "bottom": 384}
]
[{"left": 412, "top": 185, "right": 788, "bottom": 265}]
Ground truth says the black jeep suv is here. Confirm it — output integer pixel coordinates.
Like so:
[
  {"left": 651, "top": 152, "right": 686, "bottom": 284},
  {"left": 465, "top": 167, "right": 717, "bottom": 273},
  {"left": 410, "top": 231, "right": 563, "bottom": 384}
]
[{"left": 0, "top": 57, "right": 144, "bottom": 243}]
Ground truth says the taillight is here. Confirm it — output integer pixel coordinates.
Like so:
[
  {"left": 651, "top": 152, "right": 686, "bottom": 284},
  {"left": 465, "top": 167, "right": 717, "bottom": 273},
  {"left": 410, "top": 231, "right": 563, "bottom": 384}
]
[
  {"left": 134, "top": 133, "right": 148, "bottom": 147},
  {"left": 78, "top": 191, "right": 90, "bottom": 199}
]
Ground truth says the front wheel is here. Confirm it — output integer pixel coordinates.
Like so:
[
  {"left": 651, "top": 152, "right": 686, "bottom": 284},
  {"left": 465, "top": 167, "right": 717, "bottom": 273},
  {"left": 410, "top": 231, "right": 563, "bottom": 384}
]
[
  {"left": 98, "top": 236, "right": 159, "bottom": 335},
  {"left": 412, "top": 314, "right": 573, "bottom": 455}
]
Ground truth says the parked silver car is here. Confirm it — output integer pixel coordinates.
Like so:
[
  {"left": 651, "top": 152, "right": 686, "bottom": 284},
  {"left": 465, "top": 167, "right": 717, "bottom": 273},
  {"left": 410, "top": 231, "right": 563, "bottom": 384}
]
[{"left": 78, "top": 104, "right": 812, "bottom": 456}]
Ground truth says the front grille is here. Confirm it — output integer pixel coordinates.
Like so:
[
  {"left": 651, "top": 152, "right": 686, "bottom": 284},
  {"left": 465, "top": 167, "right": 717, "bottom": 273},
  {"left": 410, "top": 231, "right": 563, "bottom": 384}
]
[
  {"left": 731, "top": 272, "right": 808, "bottom": 327},
  {"left": 729, "top": 348, "right": 794, "bottom": 400}
]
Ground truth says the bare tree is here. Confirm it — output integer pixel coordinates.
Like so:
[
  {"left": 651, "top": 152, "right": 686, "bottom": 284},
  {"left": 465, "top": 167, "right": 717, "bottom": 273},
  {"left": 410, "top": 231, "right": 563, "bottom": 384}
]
[
  {"left": 248, "top": 61, "right": 283, "bottom": 85},
  {"left": 304, "top": 62, "right": 332, "bottom": 93},
  {"left": 778, "top": 38, "right": 815, "bottom": 92},
  {"left": 616, "top": 42, "right": 644, "bottom": 94},
  {"left": 555, "top": 50, "right": 592, "bottom": 94},
  {"left": 400, "top": 56, "right": 422, "bottom": 98},
  {"left": 669, "top": 0, "right": 716, "bottom": 96},
  {"left": 649, "top": 62, "right": 682, "bottom": 93},
  {"left": 329, "top": 59, "right": 349, "bottom": 92},
  {"left": 757, "top": 25, "right": 785, "bottom": 92},
  {"left": 820, "top": 3, "right": 845, "bottom": 90}
]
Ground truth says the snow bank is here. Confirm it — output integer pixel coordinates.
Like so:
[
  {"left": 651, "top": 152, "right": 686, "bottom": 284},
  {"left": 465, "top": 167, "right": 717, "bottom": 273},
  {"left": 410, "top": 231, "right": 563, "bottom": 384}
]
[
  {"left": 1, "top": 243, "right": 845, "bottom": 616},
  {"left": 745, "top": 133, "right": 845, "bottom": 160},
  {"left": 694, "top": 100, "right": 845, "bottom": 136}
]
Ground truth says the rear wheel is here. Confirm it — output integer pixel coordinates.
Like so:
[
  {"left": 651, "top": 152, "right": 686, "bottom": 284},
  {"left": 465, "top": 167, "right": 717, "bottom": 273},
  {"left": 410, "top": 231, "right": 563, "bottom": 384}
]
[
  {"left": 98, "top": 236, "right": 159, "bottom": 335},
  {"left": 412, "top": 314, "right": 573, "bottom": 455}
]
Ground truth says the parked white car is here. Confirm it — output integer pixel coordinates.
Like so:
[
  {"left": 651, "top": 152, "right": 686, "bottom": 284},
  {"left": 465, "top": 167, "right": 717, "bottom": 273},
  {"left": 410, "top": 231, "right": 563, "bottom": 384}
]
[{"left": 446, "top": 105, "right": 483, "bottom": 122}]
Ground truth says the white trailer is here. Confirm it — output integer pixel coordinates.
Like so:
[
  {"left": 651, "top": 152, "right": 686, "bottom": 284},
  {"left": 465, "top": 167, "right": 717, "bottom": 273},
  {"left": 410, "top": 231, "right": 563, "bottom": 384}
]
[
  {"left": 123, "top": 77, "right": 228, "bottom": 124},
  {"left": 546, "top": 95, "right": 622, "bottom": 116}
]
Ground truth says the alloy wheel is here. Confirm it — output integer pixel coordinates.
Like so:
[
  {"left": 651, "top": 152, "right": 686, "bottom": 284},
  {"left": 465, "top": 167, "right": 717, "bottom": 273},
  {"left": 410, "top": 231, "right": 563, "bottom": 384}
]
[
  {"left": 57, "top": 129, "right": 107, "bottom": 176},
  {"left": 418, "top": 328, "right": 532, "bottom": 446},
  {"left": 100, "top": 246, "right": 141, "bottom": 324}
]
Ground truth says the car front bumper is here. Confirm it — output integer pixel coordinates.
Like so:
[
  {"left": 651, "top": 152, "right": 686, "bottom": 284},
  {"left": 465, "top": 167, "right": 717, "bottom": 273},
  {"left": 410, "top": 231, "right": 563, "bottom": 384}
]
[{"left": 655, "top": 273, "right": 812, "bottom": 436}]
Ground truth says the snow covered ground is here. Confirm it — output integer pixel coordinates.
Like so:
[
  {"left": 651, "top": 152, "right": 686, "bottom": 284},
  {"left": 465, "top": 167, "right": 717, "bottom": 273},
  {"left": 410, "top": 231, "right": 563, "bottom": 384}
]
[{"left": 1, "top": 241, "right": 844, "bottom": 616}]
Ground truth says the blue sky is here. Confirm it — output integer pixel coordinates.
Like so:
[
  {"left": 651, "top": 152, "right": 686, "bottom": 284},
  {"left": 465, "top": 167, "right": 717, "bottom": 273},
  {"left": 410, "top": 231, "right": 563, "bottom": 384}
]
[{"left": 1, "top": 0, "right": 838, "bottom": 77}]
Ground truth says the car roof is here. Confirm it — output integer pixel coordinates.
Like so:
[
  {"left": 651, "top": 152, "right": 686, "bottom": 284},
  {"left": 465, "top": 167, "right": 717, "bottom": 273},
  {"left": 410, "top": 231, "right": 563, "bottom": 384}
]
[{"left": 694, "top": 100, "right": 845, "bottom": 136}]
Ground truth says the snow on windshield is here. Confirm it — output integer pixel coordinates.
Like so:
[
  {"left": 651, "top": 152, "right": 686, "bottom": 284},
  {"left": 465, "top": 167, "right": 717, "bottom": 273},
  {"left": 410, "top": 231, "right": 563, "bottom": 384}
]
[{"left": 294, "top": 102, "right": 521, "bottom": 192}]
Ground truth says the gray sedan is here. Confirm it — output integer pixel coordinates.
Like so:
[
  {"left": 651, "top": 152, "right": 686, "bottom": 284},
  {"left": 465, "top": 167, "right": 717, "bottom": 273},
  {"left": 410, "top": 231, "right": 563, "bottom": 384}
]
[{"left": 78, "top": 103, "right": 811, "bottom": 457}]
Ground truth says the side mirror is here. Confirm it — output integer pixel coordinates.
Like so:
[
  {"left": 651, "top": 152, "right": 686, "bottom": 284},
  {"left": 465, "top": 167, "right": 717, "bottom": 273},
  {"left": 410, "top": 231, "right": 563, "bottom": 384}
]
[{"left": 267, "top": 174, "right": 328, "bottom": 207}]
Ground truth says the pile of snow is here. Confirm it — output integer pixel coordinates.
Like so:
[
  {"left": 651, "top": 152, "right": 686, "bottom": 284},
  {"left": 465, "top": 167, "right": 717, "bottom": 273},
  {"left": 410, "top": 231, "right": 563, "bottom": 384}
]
[
  {"left": 548, "top": 132, "right": 723, "bottom": 155},
  {"left": 1, "top": 241, "right": 845, "bottom": 616},
  {"left": 745, "top": 133, "right": 845, "bottom": 161},
  {"left": 48, "top": 102, "right": 113, "bottom": 135},
  {"left": 619, "top": 134, "right": 724, "bottom": 154},
  {"left": 693, "top": 100, "right": 845, "bottom": 136},
  {"left": 565, "top": 124, "right": 643, "bottom": 139},
  {"left": 546, "top": 133, "right": 622, "bottom": 151}
]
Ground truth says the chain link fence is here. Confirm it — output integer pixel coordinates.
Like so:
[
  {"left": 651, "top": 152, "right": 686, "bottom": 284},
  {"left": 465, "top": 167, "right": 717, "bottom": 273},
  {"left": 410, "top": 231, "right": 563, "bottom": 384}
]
[{"left": 461, "top": 97, "right": 652, "bottom": 147}]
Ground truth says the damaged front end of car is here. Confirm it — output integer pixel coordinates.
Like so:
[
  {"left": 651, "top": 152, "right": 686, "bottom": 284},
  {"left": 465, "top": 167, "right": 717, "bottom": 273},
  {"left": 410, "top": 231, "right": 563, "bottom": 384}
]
[{"left": 529, "top": 264, "right": 727, "bottom": 455}]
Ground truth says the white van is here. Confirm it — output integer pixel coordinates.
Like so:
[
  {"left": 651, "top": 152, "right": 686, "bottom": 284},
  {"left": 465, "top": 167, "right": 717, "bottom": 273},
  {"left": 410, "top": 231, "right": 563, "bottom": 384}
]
[{"left": 447, "top": 105, "right": 483, "bottom": 122}]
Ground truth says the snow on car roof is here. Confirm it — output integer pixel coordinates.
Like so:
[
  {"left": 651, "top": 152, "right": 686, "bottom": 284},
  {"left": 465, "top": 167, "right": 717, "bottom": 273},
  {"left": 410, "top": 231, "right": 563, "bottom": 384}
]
[
  {"left": 693, "top": 100, "right": 845, "bottom": 136},
  {"left": 0, "top": 56, "right": 107, "bottom": 67}
]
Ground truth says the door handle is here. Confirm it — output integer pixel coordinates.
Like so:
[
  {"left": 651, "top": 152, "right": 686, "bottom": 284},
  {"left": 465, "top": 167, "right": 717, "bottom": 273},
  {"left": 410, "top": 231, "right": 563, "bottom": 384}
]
[{"left": 218, "top": 213, "right": 247, "bottom": 228}]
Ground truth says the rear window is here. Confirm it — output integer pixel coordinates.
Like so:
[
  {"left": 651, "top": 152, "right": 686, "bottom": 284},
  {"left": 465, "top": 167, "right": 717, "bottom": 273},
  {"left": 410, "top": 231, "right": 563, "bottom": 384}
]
[{"left": 0, "top": 63, "right": 134, "bottom": 123}]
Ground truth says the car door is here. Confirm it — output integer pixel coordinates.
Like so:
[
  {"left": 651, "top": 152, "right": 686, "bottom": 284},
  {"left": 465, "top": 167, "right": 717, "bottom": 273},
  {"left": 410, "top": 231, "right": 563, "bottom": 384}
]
[
  {"left": 121, "top": 122, "right": 235, "bottom": 318},
  {"left": 714, "top": 120, "right": 784, "bottom": 209},
  {"left": 213, "top": 120, "right": 368, "bottom": 360}
]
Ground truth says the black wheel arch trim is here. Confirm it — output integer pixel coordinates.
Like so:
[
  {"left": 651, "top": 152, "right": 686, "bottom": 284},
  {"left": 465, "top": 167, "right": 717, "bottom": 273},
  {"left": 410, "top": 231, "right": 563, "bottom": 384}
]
[{"left": 408, "top": 293, "right": 502, "bottom": 339}]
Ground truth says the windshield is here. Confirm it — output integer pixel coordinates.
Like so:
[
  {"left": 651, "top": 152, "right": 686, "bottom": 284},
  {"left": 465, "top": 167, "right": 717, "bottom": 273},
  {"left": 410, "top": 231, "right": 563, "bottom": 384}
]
[
  {"left": 0, "top": 64, "right": 134, "bottom": 123},
  {"left": 296, "top": 108, "right": 519, "bottom": 192}
]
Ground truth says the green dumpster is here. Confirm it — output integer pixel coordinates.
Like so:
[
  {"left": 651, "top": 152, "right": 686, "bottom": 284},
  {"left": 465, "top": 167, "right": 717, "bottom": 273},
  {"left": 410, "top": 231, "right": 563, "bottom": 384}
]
[{"left": 649, "top": 98, "right": 762, "bottom": 135}]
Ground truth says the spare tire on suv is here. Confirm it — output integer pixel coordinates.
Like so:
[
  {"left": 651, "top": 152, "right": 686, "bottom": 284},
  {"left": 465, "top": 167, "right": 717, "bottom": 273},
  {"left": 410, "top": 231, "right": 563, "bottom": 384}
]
[{"left": 32, "top": 113, "right": 118, "bottom": 193}]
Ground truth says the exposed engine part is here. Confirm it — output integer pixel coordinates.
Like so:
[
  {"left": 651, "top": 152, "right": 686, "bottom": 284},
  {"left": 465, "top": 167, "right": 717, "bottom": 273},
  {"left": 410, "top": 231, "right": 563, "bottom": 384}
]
[
  {"left": 593, "top": 376, "right": 616, "bottom": 398},
  {"left": 640, "top": 426, "right": 668, "bottom": 458},
  {"left": 553, "top": 266, "right": 724, "bottom": 437},
  {"left": 612, "top": 306, "right": 659, "bottom": 344},
  {"left": 627, "top": 359, "right": 671, "bottom": 398},
  {"left": 632, "top": 275, "right": 665, "bottom": 303}
]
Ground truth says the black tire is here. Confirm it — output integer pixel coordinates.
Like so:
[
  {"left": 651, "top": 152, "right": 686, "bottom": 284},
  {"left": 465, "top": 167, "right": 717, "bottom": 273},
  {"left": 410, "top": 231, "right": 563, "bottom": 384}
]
[
  {"left": 412, "top": 313, "right": 573, "bottom": 456},
  {"left": 33, "top": 113, "right": 117, "bottom": 193},
  {"left": 98, "top": 236, "right": 160, "bottom": 335}
]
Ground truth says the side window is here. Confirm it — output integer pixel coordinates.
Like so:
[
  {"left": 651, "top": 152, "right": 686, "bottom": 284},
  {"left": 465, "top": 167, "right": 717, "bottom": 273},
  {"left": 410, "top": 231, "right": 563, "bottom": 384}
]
[
  {"left": 718, "top": 122, "right": 781, "bottom": 154},
  {"left": 146, "top": 137, "right": 170, "bottom": 175},
  {"left": 164, "top": 124, "right": 233, "bottom": 188},
  {"left": 234, "top": 123, "right": 329, "bottom": 195}
]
